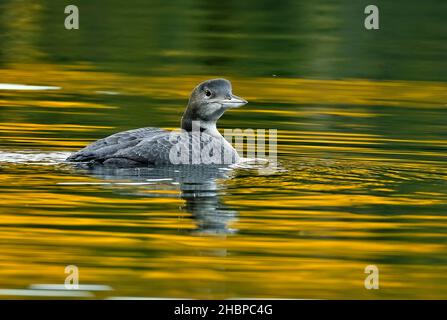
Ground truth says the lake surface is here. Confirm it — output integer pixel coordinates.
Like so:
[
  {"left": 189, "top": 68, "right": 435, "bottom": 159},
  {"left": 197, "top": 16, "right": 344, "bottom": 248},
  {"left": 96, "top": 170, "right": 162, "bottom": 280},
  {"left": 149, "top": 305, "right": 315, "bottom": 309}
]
[{"left": 0, "top": 1, "right": 446, "bottom": 299}]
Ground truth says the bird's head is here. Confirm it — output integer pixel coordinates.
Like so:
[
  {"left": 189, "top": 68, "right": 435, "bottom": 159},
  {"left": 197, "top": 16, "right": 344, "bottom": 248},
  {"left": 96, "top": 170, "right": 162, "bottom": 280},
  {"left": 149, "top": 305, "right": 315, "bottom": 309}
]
[{"left": 181, "top": 78, "right": 247, "bottom": 131}]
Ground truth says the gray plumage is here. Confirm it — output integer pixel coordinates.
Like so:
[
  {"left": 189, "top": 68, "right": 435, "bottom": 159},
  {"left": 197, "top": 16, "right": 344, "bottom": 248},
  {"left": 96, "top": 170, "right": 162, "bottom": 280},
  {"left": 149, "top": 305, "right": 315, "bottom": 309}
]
[{"left": 66, "top": 79, "right": 247, "bottom": 167}]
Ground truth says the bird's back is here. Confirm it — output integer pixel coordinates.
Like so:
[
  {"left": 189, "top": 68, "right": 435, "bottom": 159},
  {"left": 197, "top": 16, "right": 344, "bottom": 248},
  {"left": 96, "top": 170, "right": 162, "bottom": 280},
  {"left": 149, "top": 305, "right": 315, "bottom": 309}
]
[{"left": 66, "top": 127, "right": 169, "bottom": 164}]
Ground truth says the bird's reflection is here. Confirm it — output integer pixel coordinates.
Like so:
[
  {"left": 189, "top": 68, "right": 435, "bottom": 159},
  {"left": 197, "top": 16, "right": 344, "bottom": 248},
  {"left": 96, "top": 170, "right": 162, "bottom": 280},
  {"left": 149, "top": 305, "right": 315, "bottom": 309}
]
[{"left": 75, "top": 164, "right": 238, "bottom": 234}]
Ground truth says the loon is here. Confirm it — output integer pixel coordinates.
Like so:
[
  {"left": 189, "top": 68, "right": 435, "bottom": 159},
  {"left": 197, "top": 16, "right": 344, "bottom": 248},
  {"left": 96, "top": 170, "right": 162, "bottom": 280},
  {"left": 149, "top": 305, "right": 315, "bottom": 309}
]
[{"left": 66, "top": 78, "right": 247, "bottom": 166}]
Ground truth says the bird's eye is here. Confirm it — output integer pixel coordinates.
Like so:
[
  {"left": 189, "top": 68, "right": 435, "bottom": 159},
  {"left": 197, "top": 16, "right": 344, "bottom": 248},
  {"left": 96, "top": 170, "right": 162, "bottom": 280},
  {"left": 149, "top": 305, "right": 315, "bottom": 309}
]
[{"left": 205, "top": 90, "right": 212, "bottom": 97}]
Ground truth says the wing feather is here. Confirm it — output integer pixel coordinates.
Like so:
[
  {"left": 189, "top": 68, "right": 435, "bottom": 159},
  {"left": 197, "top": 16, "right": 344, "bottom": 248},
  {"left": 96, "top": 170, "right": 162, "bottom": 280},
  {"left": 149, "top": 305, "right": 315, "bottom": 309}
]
[{"left": 66, "top": 127, "right": 166, "bottom": 162}]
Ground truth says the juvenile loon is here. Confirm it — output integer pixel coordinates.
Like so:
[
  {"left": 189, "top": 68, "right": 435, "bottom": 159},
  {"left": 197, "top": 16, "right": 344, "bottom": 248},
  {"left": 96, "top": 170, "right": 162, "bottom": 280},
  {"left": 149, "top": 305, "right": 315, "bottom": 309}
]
[{"left": 66, "top": 78, "right": 247, "bottom": 166}]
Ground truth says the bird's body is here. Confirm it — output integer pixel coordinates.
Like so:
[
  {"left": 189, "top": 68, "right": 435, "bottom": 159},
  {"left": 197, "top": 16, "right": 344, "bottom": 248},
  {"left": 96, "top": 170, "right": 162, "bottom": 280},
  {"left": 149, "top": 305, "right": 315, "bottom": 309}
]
[
  {"left": 66, "top": 127, "right": 239, "bottom": 166},
  {"left": 66, "top": 79, "right": 247, "bottom": 167}
]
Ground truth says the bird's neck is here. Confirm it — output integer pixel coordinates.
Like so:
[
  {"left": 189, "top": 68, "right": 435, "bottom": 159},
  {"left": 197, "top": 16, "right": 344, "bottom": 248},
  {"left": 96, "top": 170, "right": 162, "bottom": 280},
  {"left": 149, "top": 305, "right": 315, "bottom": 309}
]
[{"left": 181, "top": 118, "right": 222, "bottom": 138}]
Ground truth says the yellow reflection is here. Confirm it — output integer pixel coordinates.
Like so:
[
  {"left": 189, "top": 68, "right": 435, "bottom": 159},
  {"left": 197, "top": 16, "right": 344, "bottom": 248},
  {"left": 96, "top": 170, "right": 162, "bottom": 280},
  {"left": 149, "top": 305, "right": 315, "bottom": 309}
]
[
  {"left": 0, "top": 63, "right": 446, "bottom": 108},
  {"left": 1, "top": 63, "right": 447, "bottom": 299}
]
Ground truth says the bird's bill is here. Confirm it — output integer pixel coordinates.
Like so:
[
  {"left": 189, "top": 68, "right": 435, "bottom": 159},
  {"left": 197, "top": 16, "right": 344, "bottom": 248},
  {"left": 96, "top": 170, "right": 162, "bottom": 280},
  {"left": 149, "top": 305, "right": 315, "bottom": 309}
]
[{"left": 218, "top": 94, "right": 248, "bottom": 108}]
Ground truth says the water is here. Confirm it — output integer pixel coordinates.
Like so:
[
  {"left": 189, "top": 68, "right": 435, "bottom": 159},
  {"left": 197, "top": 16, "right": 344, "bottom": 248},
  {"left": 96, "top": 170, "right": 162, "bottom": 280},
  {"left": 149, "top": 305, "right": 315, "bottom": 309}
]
[{"left": 1, "top": 0, "right": 447, "bottom": 299}]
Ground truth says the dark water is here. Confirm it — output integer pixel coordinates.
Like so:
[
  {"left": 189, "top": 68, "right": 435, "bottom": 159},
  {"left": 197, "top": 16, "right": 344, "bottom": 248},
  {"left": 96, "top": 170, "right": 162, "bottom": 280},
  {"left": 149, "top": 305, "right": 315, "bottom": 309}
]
[{"left": 0, "top": 0, "right": 447, "bottom": 299}]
